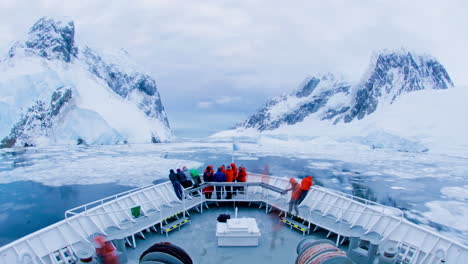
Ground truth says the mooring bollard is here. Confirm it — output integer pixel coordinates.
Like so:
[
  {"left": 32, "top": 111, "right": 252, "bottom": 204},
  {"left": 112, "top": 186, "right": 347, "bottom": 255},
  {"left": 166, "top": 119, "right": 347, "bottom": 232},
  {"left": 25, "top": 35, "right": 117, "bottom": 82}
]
[
  {"left": 76, "top": 247, "right": 97, "bottom": 264},
  {"left": 378, "top": 241, "right": 398, "bottom": 264}
]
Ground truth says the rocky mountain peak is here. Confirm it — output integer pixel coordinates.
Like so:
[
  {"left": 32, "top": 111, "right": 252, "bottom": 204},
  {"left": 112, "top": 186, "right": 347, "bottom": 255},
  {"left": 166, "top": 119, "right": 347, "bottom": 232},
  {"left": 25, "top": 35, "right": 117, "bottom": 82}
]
[
  {"left": 372, "top": 50, "right": 453, "bottom": 91},
  {"left": 344, "top": 50, "right": 453, "bottom": 122},
  {"left": 0, "top": 17, "right": 171, "bottom": 147},
  {"left": 9, "top": 17, "right": 78, "bottom": 62}
]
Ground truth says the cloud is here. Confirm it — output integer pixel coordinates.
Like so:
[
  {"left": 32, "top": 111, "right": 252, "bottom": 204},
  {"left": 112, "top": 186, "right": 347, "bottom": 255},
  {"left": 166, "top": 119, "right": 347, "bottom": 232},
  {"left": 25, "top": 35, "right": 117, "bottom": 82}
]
[
  {"left": 196, "top": 101, "right": 214, "bottom": 109},
  {"left": 2, "top": 0, "right": 467, "bottom": 93},
  {"left": 196, "top": 96, "right": 242, "bottom": 109},
  {"left": 215, "top": 96, "right": 241, "bottom": 104}
]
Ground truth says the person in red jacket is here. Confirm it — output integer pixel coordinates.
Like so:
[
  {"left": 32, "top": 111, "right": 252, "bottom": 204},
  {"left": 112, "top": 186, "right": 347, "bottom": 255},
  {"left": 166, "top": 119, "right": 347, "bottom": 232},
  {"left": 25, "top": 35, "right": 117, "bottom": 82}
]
[
  {"left": 299, "top": 176, "right": 313, "bottom": 203},
  {"left": 230, "top": 163, "right": 238, "bottom": 194},
  {"left": 283, "top": 178, "right": 302, "bottom": 216},
  {"left": 202, "top": 165, "right": 215, "bottom": 199},
  {"left": 225, "top": 166, "right": 234, "bottom": 199}
]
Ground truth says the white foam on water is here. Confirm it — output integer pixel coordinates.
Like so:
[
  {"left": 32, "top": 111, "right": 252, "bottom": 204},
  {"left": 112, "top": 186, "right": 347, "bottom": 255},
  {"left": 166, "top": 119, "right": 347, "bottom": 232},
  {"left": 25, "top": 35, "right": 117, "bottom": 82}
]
[
  {"left": 308, "top": 161, "right": 334, "bottom": 169},
  {"left": 0, "top": 145, "right": 203, "bottom": 187},
  {"left": 236, "top": 156, "right": 259, "bottom": 161},
  {"left": 424, "top": 200, "right": 468, "bottom": 232},
  {"left": 390, "top": 186, "right": 407, "bottom": 190},
  {"left": 440, "top": 185, "right": 468, "bottom": 201}
]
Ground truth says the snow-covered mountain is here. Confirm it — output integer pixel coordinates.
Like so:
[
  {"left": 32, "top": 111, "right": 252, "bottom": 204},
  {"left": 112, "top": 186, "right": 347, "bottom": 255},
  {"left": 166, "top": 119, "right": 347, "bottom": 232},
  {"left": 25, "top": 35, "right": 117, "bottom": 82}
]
[
  {"left": 0, "top": 17, "right": 171, "bottom": 148},
  {"left": 215, "top": 50, "right": 467, "bottom": 153},
  {"left": 238, "top": 50, "right": 453, "bottom": 131}
]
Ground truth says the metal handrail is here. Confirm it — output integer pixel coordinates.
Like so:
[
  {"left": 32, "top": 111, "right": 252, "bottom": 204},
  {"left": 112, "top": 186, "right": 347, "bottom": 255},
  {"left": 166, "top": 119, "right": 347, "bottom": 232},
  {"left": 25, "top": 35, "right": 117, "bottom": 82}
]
[
  {"left": 78, "top": 182, "right": 277, "bottom": 217},
  {"left": 248, "top": 172, "right": 396, "bottom": 210},
  {"left": 64, "top": 184, "right": 154, "bottom": 217},
  {"left": 1, "top": 175, "right": 467, "bottom": 264}
]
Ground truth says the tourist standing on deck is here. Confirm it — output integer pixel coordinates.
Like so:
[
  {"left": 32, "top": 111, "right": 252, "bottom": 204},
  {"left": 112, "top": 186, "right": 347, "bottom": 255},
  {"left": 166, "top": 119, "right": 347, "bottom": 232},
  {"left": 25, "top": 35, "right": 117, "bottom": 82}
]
[
  {"left": 169, "top": 169, "right": 183, "bottom": 200},
  {"left": 231, "top": 163, "right": 238, "bottom": 194},
  {"left": 237, "top": 166, "right": 248, "bottom": 193},
  {"left": 283, "top": 178, "right": 302, "bottom": 216},
  {"left": 214, "top": 167, "right": 226, "bottom": 199},
  {"left": 299, "top": 176, "right": 313, "bottom": 203},
  {"left": 176, "top": 168, "right": 191, "bottom": 189},
  {"left": 203, "top": 166, "right": 215, "bottom": 199},
  {"left": 181, "top": 166, "right": 193, "bottom": 188},
  {"left": 231, "top": 163, "right": 238, "bottom": 179},
  {"left": 190, "top": 168, "right": 202, "bottom": 187},
  {"left": 225, "top": 165, "right": 235, "bottom": 199}
]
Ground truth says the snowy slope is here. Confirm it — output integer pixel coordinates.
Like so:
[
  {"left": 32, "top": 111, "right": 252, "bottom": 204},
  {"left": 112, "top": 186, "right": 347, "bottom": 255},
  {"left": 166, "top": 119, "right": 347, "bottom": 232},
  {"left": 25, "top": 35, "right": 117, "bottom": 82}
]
[
  {"left": 0, "top": 17, "right": 171, "bottom": 148},
  {"left": 215, "top": 50, "right": 463, "bottom": 152}
]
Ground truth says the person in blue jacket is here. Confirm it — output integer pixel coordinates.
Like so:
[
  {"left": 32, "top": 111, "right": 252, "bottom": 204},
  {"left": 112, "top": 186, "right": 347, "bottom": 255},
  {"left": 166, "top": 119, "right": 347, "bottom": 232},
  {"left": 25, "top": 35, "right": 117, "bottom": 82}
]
[{"left": 214, "top": 167, "right": 226, "bottom": 199}]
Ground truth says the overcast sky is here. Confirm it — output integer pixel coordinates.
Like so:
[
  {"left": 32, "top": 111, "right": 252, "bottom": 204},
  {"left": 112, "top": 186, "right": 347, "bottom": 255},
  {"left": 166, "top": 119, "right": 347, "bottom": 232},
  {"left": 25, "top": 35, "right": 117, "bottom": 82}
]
[{"left": 0, "top": 0, "right": 467, "bottom": 137}]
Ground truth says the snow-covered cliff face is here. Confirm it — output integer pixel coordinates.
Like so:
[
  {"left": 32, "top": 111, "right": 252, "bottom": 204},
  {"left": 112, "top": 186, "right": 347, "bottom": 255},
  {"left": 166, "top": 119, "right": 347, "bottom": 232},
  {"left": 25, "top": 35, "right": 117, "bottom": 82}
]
[
  {"left": 0, "top": 17, "right": 171, "bottom": 148},
  {"left": 238, "top": 51, "right": 453, "bottom": 131},
  {"left": 239, "top": 74, "right": 352, "bottom": 130}
]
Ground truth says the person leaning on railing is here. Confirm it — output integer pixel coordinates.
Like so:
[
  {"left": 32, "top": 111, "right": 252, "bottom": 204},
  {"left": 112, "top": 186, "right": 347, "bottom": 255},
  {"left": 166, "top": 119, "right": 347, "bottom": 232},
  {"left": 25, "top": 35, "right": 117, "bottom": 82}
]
[
  {"left": 299, "top": 176, "right": 313, "bottom": 203},
  {"left": 169, "top": 169, "right": 183, "bottom": 200},
  {"left": 282, "top": 178, "right": 302, "bottom": 216},
  {"left": 190, "top": 168, "right": 202, "bottom": 187}
]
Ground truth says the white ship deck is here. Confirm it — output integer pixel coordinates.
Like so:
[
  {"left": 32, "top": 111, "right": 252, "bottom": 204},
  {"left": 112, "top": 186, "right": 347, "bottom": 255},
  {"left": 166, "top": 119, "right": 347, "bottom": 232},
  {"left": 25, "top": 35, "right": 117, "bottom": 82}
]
[
  {"left": 123, "top": 205, "right": 313, "bottom": 264},
  {"left": 0, "top": 173, "right": 467, "bottom": 263}
]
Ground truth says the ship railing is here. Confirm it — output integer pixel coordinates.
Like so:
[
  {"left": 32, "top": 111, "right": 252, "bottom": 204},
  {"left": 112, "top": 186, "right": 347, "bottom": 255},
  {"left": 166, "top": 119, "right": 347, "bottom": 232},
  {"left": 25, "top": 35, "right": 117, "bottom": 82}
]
[
  {"left": 64, "top": 184, "right": 154, "bottom": 217},
  {"left": 1, "top": 175, "right": 467, "bottom": 264},
  {"left": 247, "top": 173, "right": 394, "bottom": 208},
  {"left": 59, "top": 174, "right": 468, "bottom": 264},
  {"left": 64, "top": 172, "right": 393, "bottom": 218},
  {"left": 72, "top": 183, "right": 389, "bottom": 219},
  {"left": 298, "top": 184, "right": 468, "bottom": 263}
]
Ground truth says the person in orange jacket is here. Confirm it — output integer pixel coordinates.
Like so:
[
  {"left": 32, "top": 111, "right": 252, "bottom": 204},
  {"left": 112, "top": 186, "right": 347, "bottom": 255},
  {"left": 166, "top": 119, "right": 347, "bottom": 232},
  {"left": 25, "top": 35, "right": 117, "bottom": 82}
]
[
  {"left": 225, "top": 166, "right": 234, "bottom": 199},
  {"left": 230, "top": 163, "right": 238, "bottom": 180},
  {"left": 230, "top": 163, "right": 238, "bottom": 194},
  {"left": 237, "top": 167, "right": 248, "bottom": 193},
  {"left": 282, "top": 178, "right": 302, "bottom": 216},
  {"left": 299, "top": 176, "right": 313, "bottom": 203},
  {"left": 94, "top": 236, "right": 119, "bottom": 264},
  {"left": 237, "top": 167, "right": 248, "bottom": 182}
]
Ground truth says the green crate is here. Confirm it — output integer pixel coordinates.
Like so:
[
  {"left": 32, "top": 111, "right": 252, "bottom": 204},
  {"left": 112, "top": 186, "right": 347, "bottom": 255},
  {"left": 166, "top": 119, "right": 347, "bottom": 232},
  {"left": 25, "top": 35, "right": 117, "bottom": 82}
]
[{"left": 131, "top": 206, "right": 141, "bottom": 218}]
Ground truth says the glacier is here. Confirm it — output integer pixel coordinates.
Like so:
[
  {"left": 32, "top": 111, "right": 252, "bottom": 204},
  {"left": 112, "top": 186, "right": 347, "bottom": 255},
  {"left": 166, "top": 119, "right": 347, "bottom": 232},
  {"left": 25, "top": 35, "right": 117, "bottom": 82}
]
[{"left": 0, "top": 17, "right": 171, "bottom": 148}]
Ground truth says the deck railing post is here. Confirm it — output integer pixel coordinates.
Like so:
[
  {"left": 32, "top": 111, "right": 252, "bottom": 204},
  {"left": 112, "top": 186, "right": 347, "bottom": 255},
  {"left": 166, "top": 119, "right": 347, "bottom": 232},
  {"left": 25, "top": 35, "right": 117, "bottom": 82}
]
[
  {"left": 183, "top": 189, "right": 186, "bottom": 218},
  {"left": 201, "top": 188, "right": 204, "bottom": 213}
]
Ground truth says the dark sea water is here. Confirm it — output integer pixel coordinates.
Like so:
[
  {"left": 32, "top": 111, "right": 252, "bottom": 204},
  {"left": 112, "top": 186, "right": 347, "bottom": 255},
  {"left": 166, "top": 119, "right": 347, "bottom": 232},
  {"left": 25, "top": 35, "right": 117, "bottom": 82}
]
[{"left": 0, "top": 181, "right": 133, "bottom": 246}]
